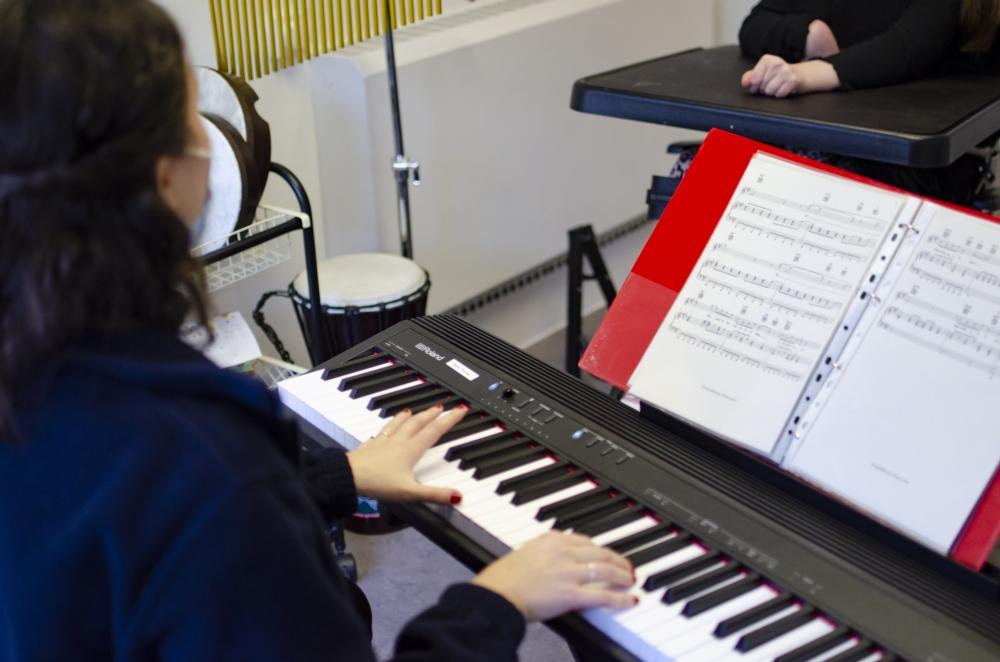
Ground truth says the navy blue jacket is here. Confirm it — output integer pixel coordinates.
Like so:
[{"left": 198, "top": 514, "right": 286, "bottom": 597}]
[{"left": 0, "top": 332, "right": 524, "bottom": 661}]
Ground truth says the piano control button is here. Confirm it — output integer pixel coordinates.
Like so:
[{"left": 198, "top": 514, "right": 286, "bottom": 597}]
[
  {"left": 599, "top": 443, "right": 616, "bottom": 457},
  {"left": 511, "top": 395, "right": 535, "bottom": 409},
  {"left": 500, "top": 387, "right": 518, "bottom": 400},
  {"left": 645, "top": 552, "right": 724, "bottom": 592},
  {"left": 529, "top": 405, "right": 548, "bottom": 418},
  {"left": 584, "top": 435, "right": 602, "bottom": 448},
  {"left": 539, "top": 412, "right": 560, "bottom": 424},
  {"left": 774, "top": 625, "right": 852, "bottom": 662},
  {"left": 714, "top": 593, "right": 795, "bottom": 638},
  {"left": 613, "top": 452, "right": 631, "bottom": 465}
]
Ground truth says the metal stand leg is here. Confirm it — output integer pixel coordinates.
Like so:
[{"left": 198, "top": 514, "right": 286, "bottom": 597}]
[
  {"left": 329, "top": 519, "right": 358, "bottom": 582},
  {"left": 566, "top": 225, "right": 619, "bottom": 381}
]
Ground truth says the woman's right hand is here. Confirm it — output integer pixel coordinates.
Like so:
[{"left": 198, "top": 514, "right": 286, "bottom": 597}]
[{"left": 471, "top": 532, "right": 637, "bottom": 622}]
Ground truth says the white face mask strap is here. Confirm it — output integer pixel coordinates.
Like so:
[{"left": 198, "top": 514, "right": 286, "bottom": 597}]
[{"left": 184, "top": 146, "right": 212, "bottom": 161}]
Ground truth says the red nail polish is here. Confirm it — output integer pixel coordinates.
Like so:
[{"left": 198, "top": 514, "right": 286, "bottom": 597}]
[
  {"left": 402, "top": 408, "right": 410, "bottom": 414},
  {"left": 631, "top": 595, "right": 639, "bottom": 606},
  {"left": 449, "top": 493, "right": 462, "bottom": 505},
  {"left": 458, "top": 404, "right": 470, "bottom": 411}
]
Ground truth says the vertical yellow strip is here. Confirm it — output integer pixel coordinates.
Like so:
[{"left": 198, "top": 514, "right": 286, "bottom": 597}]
[
  {"left": 361, "top": 0, "right": 370, "bottom": 40},
  {"left": 282, "top": 0, "right": 294, "bottom": 66},
  {"left": 354, "top": 0, "right": 365, "bottom": 41},
  {"left": 407, "top": 0, "right": 415, "bottom": 26},
  {"left": 224, "top": 0, "right": 237, "bottom": 75},
  {"left": 317, "top": 0, "right": 328, "bottom": 53},
  {"left": 435, "top": 0, "right": 441, "bottom": 15},
  {"left": 388, "top": 0, "right": 397, "bottom": 29},
  {"left": 416, "top": 0, "right": 423, "bottom": 20},
  {"left": 371, "top": 0, "right": 380, "bottom": 36},
  {"left": 309, "top": 0, "right": 319, "bottom": 56},
  {"left": 249, "top": 0, "right": 261, "bottom": 78},
  {"left": 297, "top": 0, "right": 309, "bottom": 60},
  {"left": 257, "top": 0, "right": 270, "bottom": 74},
  {"left": 267, "top": 0, "right": 279, "bottom": 71},
  {"left": 335, "top": 0, "right": 345, "bottom": 48},
  {"left": 343, "top": 0, "right": 354, "bottom": 44},
  {"left": 239, "top": 0, "right": 251, "bottom": 77},
  {"left": 228, "top": 0, "right": 242, "bottom": 77},
  {"left": 209, "top": 0, "right": 224, "bottom": 70},
  {"left": 326, "top": 0, "right": 336, "bottom": 49}
]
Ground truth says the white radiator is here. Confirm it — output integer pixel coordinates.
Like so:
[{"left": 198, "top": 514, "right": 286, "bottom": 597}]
[{"left": 306, "top": 0, "right": 714, "bottom": 313}]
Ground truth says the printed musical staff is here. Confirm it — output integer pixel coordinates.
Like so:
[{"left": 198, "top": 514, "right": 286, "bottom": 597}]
[
  {"left": 669, "top": 328, "right": 804, "bottom": 381},
  {"left": 741, "top": 186, "right": 888, "bottom": 233}
]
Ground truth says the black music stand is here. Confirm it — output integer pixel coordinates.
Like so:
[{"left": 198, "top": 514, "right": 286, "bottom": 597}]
[{"left": 569, "top": 44, "right": 1000, "bottom": 576}]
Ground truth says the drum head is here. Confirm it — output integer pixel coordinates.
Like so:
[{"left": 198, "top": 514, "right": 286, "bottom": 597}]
[
  {"left": 195, "top": 66, "right": 271, "bottom": 209},
  {"left": 192, "top": 114, "right": 257, "bottom": 251},
  {"left": 293, "top": 253, "right": 428, "bottom": 308}
]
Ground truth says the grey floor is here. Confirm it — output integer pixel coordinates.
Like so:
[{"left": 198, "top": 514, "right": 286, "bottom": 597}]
[{"left": 346, "top": 312, "right": 607, "bottom": 661}]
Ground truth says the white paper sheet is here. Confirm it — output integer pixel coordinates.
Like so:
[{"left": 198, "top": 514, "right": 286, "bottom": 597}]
[
  {"left": 787, "top": 203, "right": 1000, "bottom": 553},
  {"left": 182, "top": 311, "right": 262, "bottom": 369},
  {"left": 629, "top": 153, "right": 905, "bottom": 455}
]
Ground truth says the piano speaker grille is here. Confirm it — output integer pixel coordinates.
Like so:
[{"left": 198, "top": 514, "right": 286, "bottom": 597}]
[{"left": 207, "top": 0, "right": 444, "bottom": 80}]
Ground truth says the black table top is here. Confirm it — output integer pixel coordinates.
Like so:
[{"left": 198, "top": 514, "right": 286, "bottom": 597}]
[{"left": 571, "top": 45, "right": 1000, "bottom": 167}]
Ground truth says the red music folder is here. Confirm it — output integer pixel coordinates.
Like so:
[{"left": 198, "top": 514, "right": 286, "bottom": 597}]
[{"left": 582, "top": 129, "right": 1000, "bottom": 570}]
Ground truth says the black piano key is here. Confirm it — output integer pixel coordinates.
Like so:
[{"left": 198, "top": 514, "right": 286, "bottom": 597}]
[
  {"left": 774, "top": 625, "right": 852, "bottom": 662},
  {"left": 321, "top": 352, "right": 384, "bottom": 380},
  {"left": 822, "top": 640, "right": 878, "bottom": 662},
  {"left": 714, "top": 593, "right": 793, "bottom": 637},
  {"left": 735, "top": 605, "right": 817, "bottom": 652},
  {"left": 349, "top": 369, "right": 418, "bottom": 398},
  {"left": 448, "top": 432, "right": 521, "bottom": 464},
  {"left": 368, "top": 383, "right": 440, "bottom": 411},
  {"left": 571, "top": 506, "right": 645, "bottom": 538},
  {"left": 473, "top": 446, "right": 548, "bottom": 479},
  {"left": 555, "top": 494, "right": 630, "bottom": 531},
  {"left": 391, "top": 393, "right": 462, "bottom": 419},
  {"left": 682, "top": 572, "right": 761, "bottom": 617},
  {"left": 439, "top": 417, "right": 503, "bottom": 444},
  {"left": 535, "top": 487, "right": 611, "bottom": 523},
  {"left": 663, "top": 563, "right": 741, "bottom": 604},
  {"left": 458, "top": 438, "right": 532, "bottom": 470},
  {"left": 339, "top": 364, "right": 406, "bottom": 392},
  {"left": 606, "top": 522, "right": 674, "bottom": 555},
  {"left": 625, "top": 533, "right": 692, "bottom": 569},
  {"left": 495, "top": 460, "right": 571, "bottom": 495},
  {"left": 644, "top": 551, "right": 723, "bottom": 592},
  {"left": 512, "top": 472, "right": 587, "bottom": 506}
]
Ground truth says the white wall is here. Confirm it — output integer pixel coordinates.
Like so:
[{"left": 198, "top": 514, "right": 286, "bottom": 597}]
[{"left": 156, "top": 1, "right": 757, "bottom": 364}]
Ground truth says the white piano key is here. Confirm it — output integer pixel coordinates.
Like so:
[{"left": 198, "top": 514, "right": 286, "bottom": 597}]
[
  {"left": 810, "top": 638, "right": 866, "bottom": 662},
  {"left": 612, "top": 546, "right": 708, "bottom": 628},
  {"left": 738, "top": 618, "right": 836, "bottom": 662},
  {"left": 675, "top": 604, "right": 802, "bottom": 662},
  {"left": 650, "top": 585, "right": 778, "bottom": 653},
  {"left": 624, "top": 571, "right": 746, "bottom": 636},
  {"left": 590, "top": 516, "right": 660, "bottom": 547},
  {"left": 485, "top": 481, "right": 599, "bottom": 545}
]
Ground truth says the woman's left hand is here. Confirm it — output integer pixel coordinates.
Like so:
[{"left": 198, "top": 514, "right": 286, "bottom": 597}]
[
  {"left": 346, "top": 405, "right": 468, "bottom": 505},
  {"left": 741, "top": 55, "right": 840, "bottom": 98}
]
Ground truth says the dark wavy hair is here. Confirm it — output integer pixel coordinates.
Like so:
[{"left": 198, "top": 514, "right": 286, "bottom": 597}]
[
  {"left": 961, "top": 0, "right": 1000, "bottom": 52},
  {"left": 0, "top": 0, "right": 209, "bottom": 439}
]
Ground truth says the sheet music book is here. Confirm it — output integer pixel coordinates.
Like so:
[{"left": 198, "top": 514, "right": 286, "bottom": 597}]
[{"left": 582, "top": 129, "right": 1000, "bottom": 569}]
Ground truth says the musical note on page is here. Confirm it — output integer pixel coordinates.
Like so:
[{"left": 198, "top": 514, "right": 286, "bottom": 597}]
[{"left": 630, "top": 153, "right": 906, "bottom": 455}]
